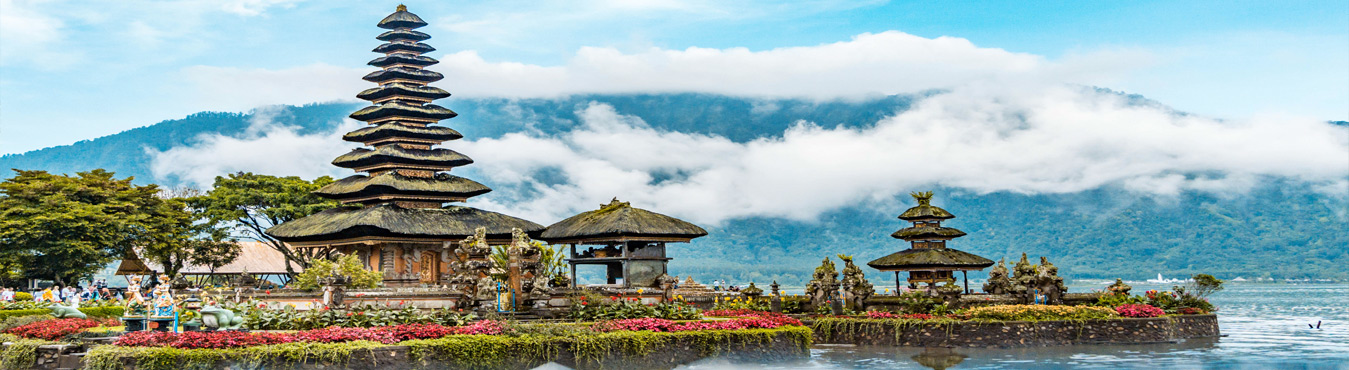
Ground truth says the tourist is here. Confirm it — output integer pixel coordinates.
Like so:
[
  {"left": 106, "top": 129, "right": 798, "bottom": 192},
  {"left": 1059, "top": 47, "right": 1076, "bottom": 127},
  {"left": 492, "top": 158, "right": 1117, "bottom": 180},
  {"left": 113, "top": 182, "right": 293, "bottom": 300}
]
[
  {"left": 0, "top": 288, "right": 12, "bottom": 301},
  {"left": 100, "top": 288, "right": 114, "bottom": 302},
  {"left": 40, "top": 287, "right": 54, "bottom": 302}
]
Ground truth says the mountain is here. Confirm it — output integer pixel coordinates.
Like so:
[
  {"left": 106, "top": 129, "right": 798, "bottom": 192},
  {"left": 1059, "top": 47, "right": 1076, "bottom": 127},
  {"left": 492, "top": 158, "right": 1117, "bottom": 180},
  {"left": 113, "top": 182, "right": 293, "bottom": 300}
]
[{"left": 2, "top": 94, "right": 1346, "bottom": 285}]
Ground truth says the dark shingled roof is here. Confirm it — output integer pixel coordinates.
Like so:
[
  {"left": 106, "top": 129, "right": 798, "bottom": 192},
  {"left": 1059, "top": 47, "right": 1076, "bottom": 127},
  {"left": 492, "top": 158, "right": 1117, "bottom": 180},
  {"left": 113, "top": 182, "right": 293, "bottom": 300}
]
[
  {"left": 343, "top": 123, "right": 462, "bottom": 143},
  {"left": 267, "top": 203, "right": 544, "bottom": 242},
  {"left": 866, "top": 248, "right": 994, "bottom": 271},
  {"left": 539, "top": 198, "right": 708, "bottom": 242},
  {"left": 377, "top": 5, "right": 428, "bottom": 30},
  {"left": 315, "top": 172, "right": 491, "bottom": 200},
  {"left": 332, "top": 146, "right": 472, "bottom": 169},
  {"left": 898, "top": 191, "right": 956, "bottom": 221},
  {"left": 363, "top": 67, "right": 444, "bottom": 84},
  {"left": 368, "top": 53, "right": 438, "bottom": 68},
  {"left": 891, "top": 226, "right": 967, "bottom": 240},
  {"left": 349, "top": 102, "right": 457, "bottom": 121},
  {"left": 357, "top": 83, "right": 451, "bottom": 101},
  {"left": 373, "top": 42, "right": 435, "bottom": 54},
  {"left": 376, "top": 29, "right": 430, "bottom": 42}
]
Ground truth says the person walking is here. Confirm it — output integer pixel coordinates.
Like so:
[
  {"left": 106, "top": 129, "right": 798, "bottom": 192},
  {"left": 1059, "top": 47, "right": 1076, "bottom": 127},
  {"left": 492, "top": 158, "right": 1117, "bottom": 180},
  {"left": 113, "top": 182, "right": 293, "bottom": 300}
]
[{"left": 0, "top": 288, "right": 13, "bottom": 302}]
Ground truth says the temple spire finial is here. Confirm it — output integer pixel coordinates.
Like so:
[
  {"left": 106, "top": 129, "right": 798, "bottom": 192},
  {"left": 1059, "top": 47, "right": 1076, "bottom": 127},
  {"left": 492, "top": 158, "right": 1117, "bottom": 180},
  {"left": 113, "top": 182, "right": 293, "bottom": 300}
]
[
  {"left": 910, "top": 191, "right": 934, "bottom": 206},
  {"left": 396, "top": 4, "right": 407, "bottom": 12}
]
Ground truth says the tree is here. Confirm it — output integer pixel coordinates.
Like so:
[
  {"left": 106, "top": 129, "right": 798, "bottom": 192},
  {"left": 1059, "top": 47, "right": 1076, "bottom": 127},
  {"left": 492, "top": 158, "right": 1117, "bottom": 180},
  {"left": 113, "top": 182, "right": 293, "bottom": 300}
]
[
  {"left": 291, "top": 254, "right": 382, "bottom": 290},
  {"left": 139, "top": 188, "right": 241, "bottom": 281},
  {"left": 188, "top": 172, "right": 336, "bottom": 276},
  {"left": 0, "top": 169, "right": 161, "bottom": 285}
]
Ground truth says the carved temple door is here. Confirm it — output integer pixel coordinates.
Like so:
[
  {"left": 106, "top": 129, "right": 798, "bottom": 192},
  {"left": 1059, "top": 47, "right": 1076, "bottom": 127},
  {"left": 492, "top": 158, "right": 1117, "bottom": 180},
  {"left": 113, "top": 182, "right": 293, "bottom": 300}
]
[{"left": 419, "top": 251, "right": 439, "bottom": 284}]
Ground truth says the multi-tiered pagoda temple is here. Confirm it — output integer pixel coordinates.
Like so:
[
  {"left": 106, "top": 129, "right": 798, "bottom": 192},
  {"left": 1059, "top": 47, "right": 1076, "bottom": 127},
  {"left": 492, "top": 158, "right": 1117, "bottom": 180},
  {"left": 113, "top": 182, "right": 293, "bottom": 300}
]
[
  {"left": 268, "top": 5, "right": 543, "bottom": 287},
  {"left": 867, "top": 192, "right": 994, "bottom": 293}
]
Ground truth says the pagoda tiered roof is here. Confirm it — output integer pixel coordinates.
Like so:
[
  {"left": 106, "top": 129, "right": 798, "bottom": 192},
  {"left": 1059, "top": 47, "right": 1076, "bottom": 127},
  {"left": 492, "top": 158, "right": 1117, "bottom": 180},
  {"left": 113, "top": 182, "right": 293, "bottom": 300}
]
[
  {"left": 362, "top": 67, "right": 444, "bottom": 84},
  {"left": 868, "top": 191, "right": 993, "bottom": 273},
  {"left": 368, "top": 54, "right": 439, "bottom": 68},
  {"left": 268, "top": 204, "right": 543, "bottom": 243},
  {"left": 343, "top": 124, "right": 462, "bottom": 144},
  {"left": 540, "top": 198, "right": 708, "bottom": 244},
  {"left": 867, "top": 248, "right": 994, "bottom": 271},
  {"left": 376, "top": 29, "right": 431, "bottom": 42},
  {"left": 377, "top": 5, "right": 428, "bottom": 29},
  {"left": 348, "top": 101, "right": 457, "bottom": 122},
  {"left": 331, "top": 146, "right": 472, "bottom": 170},
  {"left": 268, "top": 5, "right": 542, "bottom": 246},
  {"left": 891, "top": 225, "right": 967, "bottom": 239}
]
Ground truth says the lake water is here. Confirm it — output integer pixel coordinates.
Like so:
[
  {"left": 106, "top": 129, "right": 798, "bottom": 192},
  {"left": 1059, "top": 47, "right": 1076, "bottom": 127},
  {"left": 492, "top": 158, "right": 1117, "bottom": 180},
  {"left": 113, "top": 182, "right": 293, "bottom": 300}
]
[{"left": 684, "top": 283, "right": 1349, "bottom": 370}]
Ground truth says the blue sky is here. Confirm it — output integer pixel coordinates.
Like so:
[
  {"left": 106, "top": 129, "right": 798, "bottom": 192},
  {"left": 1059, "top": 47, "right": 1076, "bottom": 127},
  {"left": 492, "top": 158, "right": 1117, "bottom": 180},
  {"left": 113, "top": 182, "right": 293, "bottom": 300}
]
[{"left": 1, "top": 0, "right": 1346, "bottom": 155}]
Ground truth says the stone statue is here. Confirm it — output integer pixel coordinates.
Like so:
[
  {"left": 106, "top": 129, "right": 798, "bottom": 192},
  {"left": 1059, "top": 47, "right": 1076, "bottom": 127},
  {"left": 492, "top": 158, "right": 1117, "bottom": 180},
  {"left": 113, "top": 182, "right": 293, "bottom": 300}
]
[
  {"left": 1010, "top": 253, "right": 1038, "bottom": 302},
  {"left": 656, "top": 274, "right": 677, "bottom": 299},
  {"left": 474, "top": 277, "right": 497, "bottom": 301},
  {"left": 150, "top": 275, "right": 176, "bottom": 318},
  {"left": 937, "top": 282, "right": 963, "bottom": 308},
  {"left": 1034, "top": 257, "right": 1067, "bottom": 305},
  {"left": 741, "top": 282, "right": 764, "bottom": 298},
  {"left": 982, "top": 259, "right": 1015, "bottom": 294},
  {"left": 838, "top": 254, "right": 874, "bottom": 311},
  {"left": 1106, "top": 278, "right": 1132, "bottom": 296},
  {"left": 770, "top": 280, "right": 781, "bottom": 296},
  {"left": 804, "top": 257, "right": 840, "bottom": 309},
  {"left": 320, "top": 273, "right": 350, "bottom": 308},
  {"left": 50, "top": 303, "right": 87, "bottom": 319},
  {"left": 199, "top": 304, "right": 244, "bottom": 330}
]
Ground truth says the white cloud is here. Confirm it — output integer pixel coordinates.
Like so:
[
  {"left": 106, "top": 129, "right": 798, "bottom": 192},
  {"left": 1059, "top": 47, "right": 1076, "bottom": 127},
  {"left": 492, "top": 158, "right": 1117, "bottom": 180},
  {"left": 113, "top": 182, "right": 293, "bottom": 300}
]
[
  {"left": 180, "top": 63, "right": 368, "bottom": 111},
  {"left": 454, "top": 95, "right": 1347, "bottom": 224},
  {"left": 147, "top": 107, "right": 358, "bottom": 186},
  {"left": 182, "top": 31, "right": 1149, "bottom": 104},
  {"left": 0, "top": 0, "right": 76, "bottom": 68},
  {"left": 217, "top": 0, "right": 302, "bottom": 16}
]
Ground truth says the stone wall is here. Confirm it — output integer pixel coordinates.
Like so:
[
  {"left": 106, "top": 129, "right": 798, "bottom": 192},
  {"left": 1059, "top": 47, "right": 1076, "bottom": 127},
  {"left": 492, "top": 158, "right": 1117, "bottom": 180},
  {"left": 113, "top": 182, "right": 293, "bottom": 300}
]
[{"left": 812, "top": 314, "right": 1219, "bottom": 348}]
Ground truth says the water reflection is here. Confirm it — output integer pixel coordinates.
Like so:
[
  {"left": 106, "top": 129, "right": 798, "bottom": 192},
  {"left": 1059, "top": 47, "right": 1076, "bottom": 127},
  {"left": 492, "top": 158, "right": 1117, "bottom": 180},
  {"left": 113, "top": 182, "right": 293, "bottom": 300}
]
[{"left": 910, "top": 348, "right": 966, "bottom": 370}]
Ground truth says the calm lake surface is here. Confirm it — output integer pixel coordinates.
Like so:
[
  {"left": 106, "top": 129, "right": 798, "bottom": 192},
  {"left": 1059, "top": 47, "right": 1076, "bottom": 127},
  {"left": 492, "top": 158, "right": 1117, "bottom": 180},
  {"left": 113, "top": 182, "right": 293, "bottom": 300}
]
[{"left": 683, "top": 283, "right": 1349, "bottom": 370}]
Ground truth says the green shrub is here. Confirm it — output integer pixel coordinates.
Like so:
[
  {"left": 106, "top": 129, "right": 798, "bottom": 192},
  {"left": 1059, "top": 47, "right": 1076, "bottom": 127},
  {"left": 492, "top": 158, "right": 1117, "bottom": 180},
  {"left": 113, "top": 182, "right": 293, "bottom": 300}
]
[
  {"left": 79, "top": 306, "right": 125, "bottom": 318},
  {"left": 0, "top": 309, "right": 49, "bottom": 320},
  {"left": 568, "top": 296, "right": 701, "bottom": 321},
  {"left": 1095, "top": 292, "right": 1145, "bottom": 307},
  {"left": 291, "top": 254, "right": 382, "bottom": 290},
  {"left": 13, "top": 292, "right": 32, "bottom": 301},
  {"left": 965, "top": 305, "right": 1118, "bottom": 321}
]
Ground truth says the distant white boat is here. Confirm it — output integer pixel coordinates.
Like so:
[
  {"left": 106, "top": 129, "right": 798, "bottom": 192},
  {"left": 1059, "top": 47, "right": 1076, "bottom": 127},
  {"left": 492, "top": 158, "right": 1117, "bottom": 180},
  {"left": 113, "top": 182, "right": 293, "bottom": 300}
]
[
  {"left": 1232, "top": 277, "right": 1248, "bottom": 282},
  {"left": 1146, "top": 274, "right": 1184, "bottom": 284}
]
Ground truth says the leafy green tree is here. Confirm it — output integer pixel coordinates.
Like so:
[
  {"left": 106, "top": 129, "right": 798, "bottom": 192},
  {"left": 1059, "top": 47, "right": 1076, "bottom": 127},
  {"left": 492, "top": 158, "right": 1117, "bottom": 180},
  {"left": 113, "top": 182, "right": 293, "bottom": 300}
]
[
  {"left": 291, "top": 254, "right": 382, "bottom": 290},
  {"left": 0, "top": 169, "right": 161, "bottom": 285},
  {"left": 188, "top": 172, "right": 336, "bottom": 276},
  {"left": 139, "top": 188, "right": 241, "bottom": 281}
]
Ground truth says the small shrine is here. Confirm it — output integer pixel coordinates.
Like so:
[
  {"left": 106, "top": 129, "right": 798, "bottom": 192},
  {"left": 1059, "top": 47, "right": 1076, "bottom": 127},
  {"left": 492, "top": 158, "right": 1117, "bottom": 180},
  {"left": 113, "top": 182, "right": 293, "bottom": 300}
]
[
  {"left": 539, "top": 198, "right": 707, "bottom": 288},
  {"left": 266, "top": 5, "right": 543, "bottom": 287},
  {"left": 867, "top": 191, "right": 994, "bottom": 293}
]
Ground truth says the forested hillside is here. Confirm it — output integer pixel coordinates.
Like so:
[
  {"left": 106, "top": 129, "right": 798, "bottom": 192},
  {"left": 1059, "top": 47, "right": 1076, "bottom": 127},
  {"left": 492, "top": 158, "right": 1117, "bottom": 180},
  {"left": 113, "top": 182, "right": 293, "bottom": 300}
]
[{"left": 2, "top": 94, "right": 1345, "bottom": 284}]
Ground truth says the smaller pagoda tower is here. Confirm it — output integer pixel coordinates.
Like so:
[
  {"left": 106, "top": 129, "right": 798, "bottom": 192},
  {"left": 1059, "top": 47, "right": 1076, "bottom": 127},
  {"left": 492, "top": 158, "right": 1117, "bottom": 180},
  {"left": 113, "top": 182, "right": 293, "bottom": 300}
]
[{"left": 867, "top": 191, "right": 993, "bottom": 294}]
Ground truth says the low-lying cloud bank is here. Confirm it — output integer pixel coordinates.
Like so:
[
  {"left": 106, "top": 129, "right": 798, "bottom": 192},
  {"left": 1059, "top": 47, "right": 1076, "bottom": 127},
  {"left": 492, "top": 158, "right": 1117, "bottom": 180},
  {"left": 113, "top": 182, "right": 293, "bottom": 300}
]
[
  {"left": 153, "top": 30, "right": 1346, "bottom": 224},
  {"left": 149, "top": 86, "right": 1349, "bottom": 225},
  {"left": 183, "top": 31, "right": 1149, "bottom": 109}
]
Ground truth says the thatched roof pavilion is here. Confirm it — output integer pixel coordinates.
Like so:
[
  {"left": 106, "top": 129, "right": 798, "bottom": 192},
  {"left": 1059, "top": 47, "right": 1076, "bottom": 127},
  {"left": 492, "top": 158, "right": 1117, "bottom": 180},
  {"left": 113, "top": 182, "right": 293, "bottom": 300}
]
[
  {"left": 265, "top": 5, "right": 541, "bottom": 287},
  {"left": 868, "top": 191, "right": 994, "bottom": 293},
  {"left": 540, "top": 199, "right": 706, "bottom": 288},
  {"left": 116, "top": 242, "right": 302, "bottom": 286}
]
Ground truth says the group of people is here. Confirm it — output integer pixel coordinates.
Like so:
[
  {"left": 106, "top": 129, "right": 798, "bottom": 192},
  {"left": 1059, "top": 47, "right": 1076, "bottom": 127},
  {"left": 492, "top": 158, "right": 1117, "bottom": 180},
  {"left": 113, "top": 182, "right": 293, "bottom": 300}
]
[
  {"left": 0, "top": 279, "right": 121, "bottom": 306},
  {"left": 710, "top": 279, "right": 745, "bottom": 292}
]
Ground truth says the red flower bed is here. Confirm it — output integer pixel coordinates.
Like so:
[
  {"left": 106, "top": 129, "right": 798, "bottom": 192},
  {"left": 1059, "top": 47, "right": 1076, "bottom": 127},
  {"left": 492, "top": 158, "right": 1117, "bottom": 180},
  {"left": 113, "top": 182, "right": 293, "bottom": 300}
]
[
  {"left": 864, "top": 311, "right": 897, "bottom": 319},
  {"left": 4, "top": 318, "right": 118, "bottom": 340},
  {"left": 115, "top": 320, "right": 507, "bottom": 349},
  {"left": 1115, "top": 304, "right": 1165, "bottom": 318}
]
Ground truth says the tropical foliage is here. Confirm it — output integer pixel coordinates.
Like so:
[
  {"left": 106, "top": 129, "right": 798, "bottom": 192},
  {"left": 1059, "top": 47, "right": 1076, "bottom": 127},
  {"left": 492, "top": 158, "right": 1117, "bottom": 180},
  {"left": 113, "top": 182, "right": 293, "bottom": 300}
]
[
  {"left": 964, "top": 305, "right": 1119, "bottom": 321},
  {"left": 568, "top": 294, "right": 701, "bottom": 321},
  {"left": 188, "top": 172, "right": 337, "bottom": 275},
  {"left": 238, "top": 301, "right": 475, "bottom": 330},
  {"left": 291, "top": 254, "right": 383, "bottom": 290}
]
